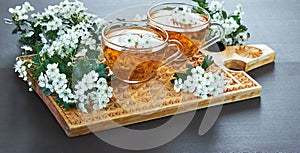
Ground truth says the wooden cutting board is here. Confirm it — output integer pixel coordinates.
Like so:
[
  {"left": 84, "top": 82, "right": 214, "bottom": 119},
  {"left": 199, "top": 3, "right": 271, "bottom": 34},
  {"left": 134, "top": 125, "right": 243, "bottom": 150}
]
[{"left": 27, "top": 44, "right": 275, "bottom": 137}]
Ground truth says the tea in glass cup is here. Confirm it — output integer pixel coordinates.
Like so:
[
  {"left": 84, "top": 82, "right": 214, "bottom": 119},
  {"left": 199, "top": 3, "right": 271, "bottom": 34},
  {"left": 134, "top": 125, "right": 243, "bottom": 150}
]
[
  {"left": 147, "top": 2, "right": 224, "bottom": 58},
  {"left": 102, "top": 21, "right": 182, "bottom": 83}
]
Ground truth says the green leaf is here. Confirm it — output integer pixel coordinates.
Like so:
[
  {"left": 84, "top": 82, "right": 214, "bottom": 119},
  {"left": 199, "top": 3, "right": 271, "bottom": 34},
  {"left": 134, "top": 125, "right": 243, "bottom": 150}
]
[
  {"left": 60, "top": 64, "right": 72, "bottom": 78},
  {"left": 19, "top": 36, "right": 29, "bottom": 44},
  {"left": 49, "top": 55, "right": 72, "bottom": 78},
  {"left": 238, "top": 25, "right": 248, "bottom": 31},
  {"left": 40, "top": 87, "right": 47, "bottom": 92},
  {"left": 20, "top": 20, "right": 31, "bottom": 27},
  {"left": 192, "top": 0, "right": 206, "bottom": 3},
  {"left": 64, "top": 103, "right": 70, "bottom": 110},
  {"left": 45, "top": 30, "right": 58, "bottom": 41},
  {"left": 186, "top": 64, "right": 194, "bottom": 75},
  {"left": 86, "top": 50, "right": 100, "bottom": 59},
  {"left": 72, "top": 58, "right": 97, "bottom": 85},
  {"left": 31, "top": 41, "right": 43, "bottom": 53},
  {"left": 31, "top": 56, "right": 41, "bottom": 65},
  {"left": 173, "top": 72, "right": 188, "bottom": 81},
  {"left": 171, "top": 64, "right": 196, "bottom": 83},
  {"left": 45, "top": 90, "right": 52, "bottom": 96},
  {"left": 232, "top": 25, "right": 248, "bottom": 37},
  {"left": 95, "top": 63, "right": 111, "bottom": 79},
  {"left": 107, "top": 74, "right": 115, "bottom": 81},
  {"left": 192, "top": 0, "right": 208, "bottom": 9},
  {"left": 95, "top": 63, "right": 107, "bottom": 73},
  {"left": 199, "top": 3, "right": 208, "bottom": 8},
  {"left": 201, "top": 55, "right": 214, "bottom": 71},
  {"left": 33, "top": 24, "right": 42, "bottom": 35},
  {"left": 192, "top": 6, "right": 208, "bottom": 14},
  {"left": 12, "top": 27, "right": 19, "bottom": 34},
  {"left": 229, "top": 15, "right": 241, "bottom": 25},
  {"left": 222, "top": 11, "right": 227, "bottom": 19},
  {"left": 33, "top": 65, "right": 45, "bottom": 78},
  {"left": 33, "top": 59, "right": 49, "bottom": 79},
  {"left": 55, "top": 96, "right": 65, "bottom": 107}
]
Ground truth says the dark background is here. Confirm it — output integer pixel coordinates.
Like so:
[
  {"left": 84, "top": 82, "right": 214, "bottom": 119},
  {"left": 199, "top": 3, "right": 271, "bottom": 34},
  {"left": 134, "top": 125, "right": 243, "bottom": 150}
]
[{"left": 1, "top": 0, "right": 299, "bottom": 152}]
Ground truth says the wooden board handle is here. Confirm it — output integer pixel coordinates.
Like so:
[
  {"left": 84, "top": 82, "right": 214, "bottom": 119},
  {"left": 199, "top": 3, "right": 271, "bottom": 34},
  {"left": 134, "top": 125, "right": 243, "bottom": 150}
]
[{"left": 203, "top": 44, "right": 276, "bottom": 72}]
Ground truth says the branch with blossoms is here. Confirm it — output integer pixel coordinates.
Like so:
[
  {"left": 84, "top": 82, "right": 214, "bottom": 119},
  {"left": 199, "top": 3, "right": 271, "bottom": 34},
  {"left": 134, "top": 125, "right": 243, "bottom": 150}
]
[
  {"left": 193, "top": 0, "right": 250, "bottom": 46},
  {"left": 5, "top": 0, "right": 112, "bottom": 113},
  {"left": 171, "top": 56, "right": 226, "bottom": 98}
]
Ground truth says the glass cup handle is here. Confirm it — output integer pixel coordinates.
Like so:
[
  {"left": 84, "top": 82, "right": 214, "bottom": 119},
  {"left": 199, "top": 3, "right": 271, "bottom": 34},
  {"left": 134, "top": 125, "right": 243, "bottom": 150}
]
[
  {"left": 200, "top": 22, "right": 225, "bottom": 50},
  {"left": 163, "top": 39, "right": 183, "bottom": 66}
]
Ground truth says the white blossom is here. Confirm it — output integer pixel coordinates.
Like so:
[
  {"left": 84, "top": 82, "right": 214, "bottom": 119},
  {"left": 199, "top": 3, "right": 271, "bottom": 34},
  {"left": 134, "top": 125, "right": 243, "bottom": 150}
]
[
  {"left": 22, "top": 2, "right": 35, "bottom": 12},
  {"left": 8, "top": 2, "right": 34, "bottom": 21},
  {"left": 174, "top": 78, "right": 183, "bottom": 92},
  {"left": 222, "top": 37, "right": 233, "bottom": 46},
  {"left": 234, "top": 4, "right": 244, "bottom": 16},
  {"left": 39, "top": 33, "right": 48, "bottom": 44},
  {"left": 115, "top": 33, "right": 155, "bottom": 48},
  {"left": 235, "top": 32, "right": 249, "bottom": 45},
  {"left": 24, "top": 31, "right": 34, "bottom": 37},
  {"left": 211, "top": 12, "right": 223, "bottom": 24},
  {"left": 46, "top": 63, "right": 59, "bottom": 76},
  {"left": 8, "top": 0, "right": 113, "bottom": 114},
  {"left": 222, "top": 17, "right": 239, "bottom": 35},
  {"left": 14, "top": 59, "right": 28, "bottom": 81},
  {"left": 170, "top": 6, "right": 202, "bottom": 25},
  {"left": 183, "top": 75, "right": 196, "bottom": 92},
  {"left": 173, "top": 65, "right": 226, "bottom": 99},
  {"left": 73, "top": 70, "right": 113, "bottom": 113},
  {"left": 38, "top": 73, "right": 48, "bottom": 88},
  {"left": 8, "top": 6, "right": 21, "bottom": 14},
  {"left": 208, "top": 1, "right": 224, "bottom": 13},
  {"left": 78, "top": 103, "right": 88, "bottom": 113},
  {"left": 21, "top": 45, "right": 33, "bottom": 52},
  {"left": 191, "top": 66, "right": 205, "bottom": 76}
]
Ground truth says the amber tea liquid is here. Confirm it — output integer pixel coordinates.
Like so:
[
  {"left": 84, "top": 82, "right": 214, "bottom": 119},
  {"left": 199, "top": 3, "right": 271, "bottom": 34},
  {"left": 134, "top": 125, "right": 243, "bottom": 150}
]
[
  {"left": 148, "top": 9, "right": 209, "bottom": 57},
  {"left": 103, "top": 27, "right": 167, "bottom": 83}
]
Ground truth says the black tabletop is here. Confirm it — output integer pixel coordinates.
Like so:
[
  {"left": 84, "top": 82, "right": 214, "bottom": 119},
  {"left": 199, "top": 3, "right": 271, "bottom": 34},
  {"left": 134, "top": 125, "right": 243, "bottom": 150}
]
[{"left": 1, "top": 0, "right": 300, "bottom": 152}]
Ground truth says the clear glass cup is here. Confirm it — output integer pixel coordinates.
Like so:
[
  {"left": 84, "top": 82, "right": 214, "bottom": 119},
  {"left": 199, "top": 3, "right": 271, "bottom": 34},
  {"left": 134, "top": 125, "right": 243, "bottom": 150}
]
[
  {"left": 101, "top": 21, "right": 183, "bottom": 83},
  {"left": 147, "top": 2, "right": 224, "bottom": 58}
]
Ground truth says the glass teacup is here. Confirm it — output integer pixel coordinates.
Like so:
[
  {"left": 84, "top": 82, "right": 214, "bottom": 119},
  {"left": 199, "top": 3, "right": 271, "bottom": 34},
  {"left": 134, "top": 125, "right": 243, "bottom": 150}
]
[
  {"left": 102, "top": 21, "right": 182, "bottom": 83},
  {"left": 147, "top": 2, "right": 224, "bottom": 58}
]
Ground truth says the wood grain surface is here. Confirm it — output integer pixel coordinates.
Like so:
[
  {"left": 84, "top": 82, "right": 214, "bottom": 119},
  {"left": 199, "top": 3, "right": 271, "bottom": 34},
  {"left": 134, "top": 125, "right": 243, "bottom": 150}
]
[{"left": 0, "top": 0, "right": 299, "bottom": 152}]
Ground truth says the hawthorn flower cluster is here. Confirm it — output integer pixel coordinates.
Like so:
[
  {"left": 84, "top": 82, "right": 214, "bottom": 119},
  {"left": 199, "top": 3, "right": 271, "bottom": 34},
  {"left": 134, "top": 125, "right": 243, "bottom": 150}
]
[
  {"left": 8, "top": 2, "right": 34, "bottom": 21},
  {"left": 206, "top": 0, "right": 250, "bottom": 46},
  {"left": 14, "top": 57, "right": 29, "bottom": 81},
  {"left": 7, "top": 1, "right": 112, "bottom": 113},
  {"left": 74, "top": 70, "right": 113, "bottom": 113},
  {"left": 30, "top": 0, "right": 105, "bottom": 58},
  {"left": 173, "top": 66, "right": 226, "bottom": 99},
  {"left": 37, "top": 64, "right": 113, "bottom": 113},
  {"left": 38, "top": 63, "right": 75, "bottom": 103}
]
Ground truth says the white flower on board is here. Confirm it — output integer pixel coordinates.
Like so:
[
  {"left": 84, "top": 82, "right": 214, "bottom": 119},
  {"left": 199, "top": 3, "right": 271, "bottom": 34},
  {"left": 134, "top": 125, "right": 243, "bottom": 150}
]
[
  {"left": 174, "top": 78, "right": 183, "bottom": 92},
  {"left": 173, "top": 65, "right": 226, "bottom": 99}
]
